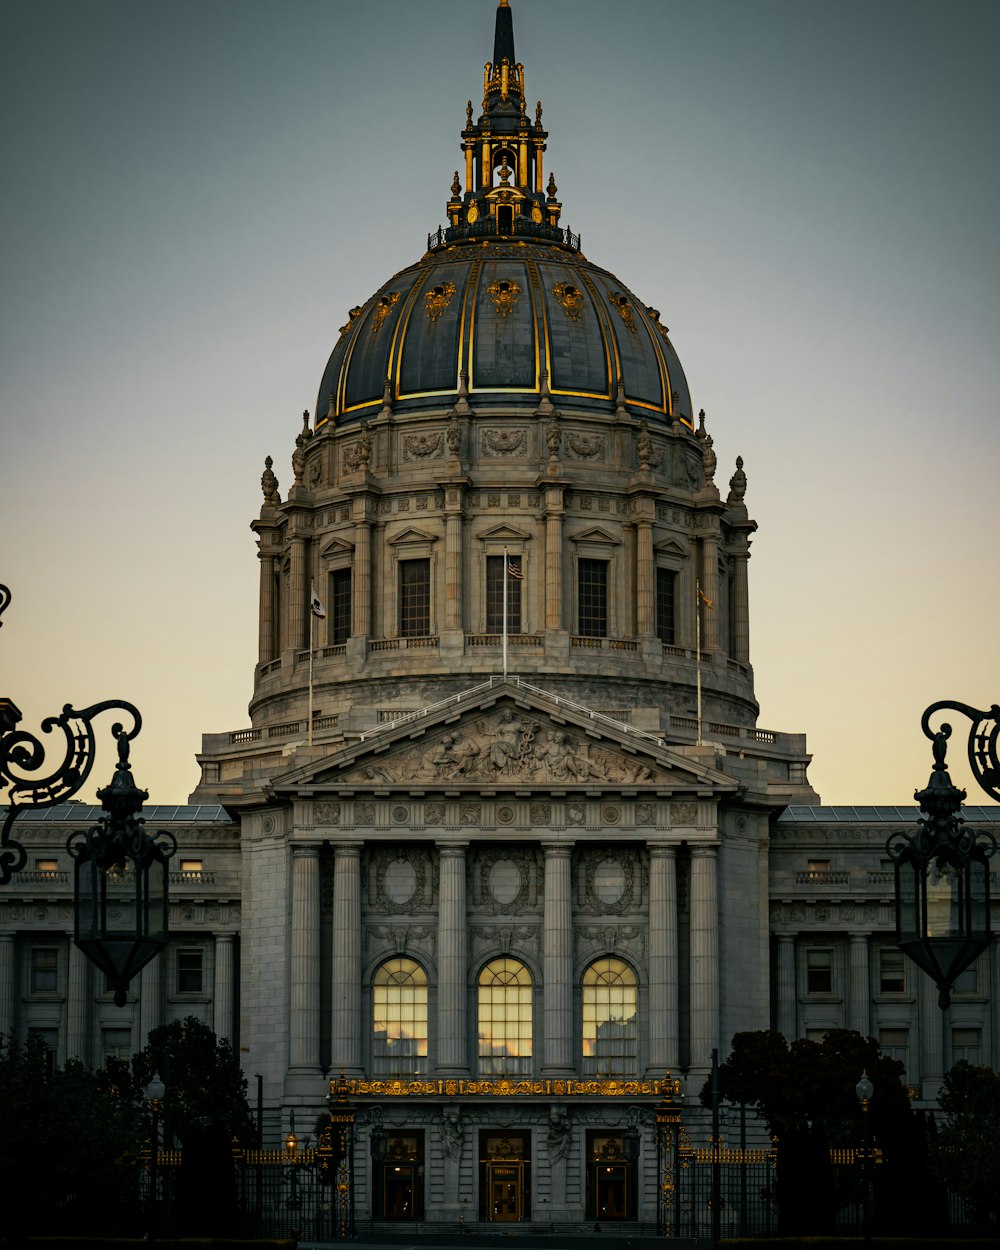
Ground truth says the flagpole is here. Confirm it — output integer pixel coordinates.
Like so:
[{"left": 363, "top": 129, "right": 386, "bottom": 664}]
[
  {"left": 695, "top": 577, "right": 703, "bottom": 746},
  {"left": 308, "top": 607, "right": 315, "bottom": 748},
  {"left": 502, "top": 545, "right": 509, "bottom": 680}
]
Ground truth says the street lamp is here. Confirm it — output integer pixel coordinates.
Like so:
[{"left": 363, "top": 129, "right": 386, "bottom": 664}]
[
  {"left": 855, "top": 1072, "right": 873, "bottom": 1248},
  {"left": 887, "top": 722, "right": 996, "bottom": 1008},
  {"left": 66, "top": 729, "right": 176, "bottom": 1005},
  {"left": 146, "top": 1072, "right": 166, "bottom": 1239}
]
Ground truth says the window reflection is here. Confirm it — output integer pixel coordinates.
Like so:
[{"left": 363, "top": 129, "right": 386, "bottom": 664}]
[
  {"left": 582, "top": 958, "right": 637, "bottom": 1076},
  {"left": 373, "top": 957, "right": 429, "bottom": 1075},
  {"left": 478, "top": 957, "right": 532, "bottom": 1075}
]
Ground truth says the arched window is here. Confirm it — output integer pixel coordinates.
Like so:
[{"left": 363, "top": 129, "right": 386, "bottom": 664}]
[
  {"left": 477, "top": 957, "right": 532, "bottom": 1075},
  {"left": 582, "top": 958, "right": 637, "bottom": 1076},
  {"left": 373, "top": 958, "right": 428, "bottom": 1076}
]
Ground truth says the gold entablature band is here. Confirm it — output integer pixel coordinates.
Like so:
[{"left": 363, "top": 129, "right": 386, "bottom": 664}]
[{"left": 334, "top": 1076, "right": 682, "bottom": 1099}]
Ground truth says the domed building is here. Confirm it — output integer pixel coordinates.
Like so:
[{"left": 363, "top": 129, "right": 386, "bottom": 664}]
[{"left": 3, "top": 0, "right": 997, "bottom": 1239}]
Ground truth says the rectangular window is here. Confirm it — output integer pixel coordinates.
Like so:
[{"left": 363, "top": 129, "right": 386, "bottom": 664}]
[
  {"left": 952, "top": 963, "right": 978, "bottom": 995},
  {"left": 330, "top": 567, "right": 352, "bottom": 645},
  {"left": 806, "top": 949, "right": 833, "bottom": 994},
  {"left": 103, "top": 1027, "right": 132, "bottom": 1062},
  {"left": 879, "top": 949, "right": 905, "bottom": 994},
  {"left": 29, "top": 1027, "right": 58, "bottom": 1076},
  {"left": 655, "top": 569, "right": 676, "bottom": 645},
  {"left": 35, "top": 859, "right": 59, "bottom": 876},
  {"left": 952, "top": 1027, "right": 982, "bottom": 1064},
  {"left": 180, "top": 859, "right": 203, "bottom": 874},
  {"left": 486, "top": 556, "right": 522, "bottom": 634},
  {"left": 31, "top": 947, "right": 58, "bottom": 993},
  {"left": 399, "top": 559, "right": 430, "bottom": 638},
  {"left": 879, "top": 1027, "right": 908, "bottom": 1079},
  {"left": 577, "top": 559, "right": 608, "bottom": 638},
  {"left": 176, "top": 947, "right": 204, "bottom": 994}
]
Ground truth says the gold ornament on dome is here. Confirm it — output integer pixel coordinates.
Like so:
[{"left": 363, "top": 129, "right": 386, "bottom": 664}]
[
  {"left": 530, "top": 203, "right": 543, "bottom": 224},
  {"left": 371, "top": 291, "right": 400, "bottom": 335},
  {"left": 424, "top": 281, "right": 457, "bottom": 323},
  {"left": 610, "top": 292, "right": 637, "bottom": 334},
  {"left": 552, "top": 281, "right": 584, "bottom": 321},
  {"left": 487, "top": 276, "right": 521, "bottom": 317},
  {"left": 467, "top": 204, "right": 480, "bottom": 225},
  {"left": 338, "top": 305, "right": 362, "bottom": 337}
]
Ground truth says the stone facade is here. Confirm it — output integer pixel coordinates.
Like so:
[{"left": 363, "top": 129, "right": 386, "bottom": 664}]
[{"left": 2, "top": 0, "right": 996, "bottom": 1235}]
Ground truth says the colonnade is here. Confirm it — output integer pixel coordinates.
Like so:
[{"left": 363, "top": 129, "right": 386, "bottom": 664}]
[{"left": 288, "top": 837, "right": 722, "bottom": 1080}]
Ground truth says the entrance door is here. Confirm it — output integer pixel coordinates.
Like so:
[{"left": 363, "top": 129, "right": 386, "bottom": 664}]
[
  {"left": 479, "top": 1131, "right": 530, "bottom": 1222},
  {"left": 595, "top": 1163, "right": 627, "bottom": 1219},
  {"left": 382, "top": 1165, "right": 414, "bottom": 1219},
  {"left": 488, "top": 1163, "right": 522, "bottom": 1221}
]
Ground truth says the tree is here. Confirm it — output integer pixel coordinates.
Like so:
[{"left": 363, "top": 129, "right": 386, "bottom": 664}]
[
  {"left": 0, "top": 1034, "right": 145, "bottom": 1237},
  {"left": 935, "top": 1060, "right": 1000, "bottom": 1230},
  {"left": 134, "top": 1016, "right": 256, "bottom": 1235},
  {"left": 704, "top": 1029, "right": 916, "bottom": 1235}
]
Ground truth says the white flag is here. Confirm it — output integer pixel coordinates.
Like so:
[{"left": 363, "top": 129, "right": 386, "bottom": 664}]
[{"left": 310, "top": 583, "right": 326, "bottom": 619}]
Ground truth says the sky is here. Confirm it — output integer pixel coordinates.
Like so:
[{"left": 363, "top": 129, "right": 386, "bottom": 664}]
[{"left": 1, "top": 0, "right": 998, "bottom": 808}]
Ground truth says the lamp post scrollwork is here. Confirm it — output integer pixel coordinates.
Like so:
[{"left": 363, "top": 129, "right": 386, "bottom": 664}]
[{"left": 887, "top": 705, "right": 998, "bottom": 1009}]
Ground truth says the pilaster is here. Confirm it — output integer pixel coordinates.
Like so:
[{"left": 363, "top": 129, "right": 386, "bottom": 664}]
[
  {"left": 542, "top": 843, "right": 573, "bottom": 1075},
  {"left": 436, "top": 843, "right": 470, "bottom": 1075},
  {"left": 647, "top": 843, "right": 678, "bottom": 1073},
  {"left": 331, "top": 842, "right": 363, "bottom": 1074}
]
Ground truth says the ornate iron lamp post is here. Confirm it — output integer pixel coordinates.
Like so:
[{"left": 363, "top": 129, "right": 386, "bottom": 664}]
[
  {"left": 0, "top": 583, "right": 145, "bottom": 884},
  {"left": 66, "top": 729, "right": 176, "bottom": 1005},
  {"left": 855, "top": 1072, "right": 873, "bottom": 1248},
  {"left": 655, "top": 1078, "right": 683, "bottom": 1237},
  {"left": 146, "top": 1072, "right": 166, "bottom": 1239},
  {"left": 887, "top": 708, "right": 997, "bottom": 1009}
]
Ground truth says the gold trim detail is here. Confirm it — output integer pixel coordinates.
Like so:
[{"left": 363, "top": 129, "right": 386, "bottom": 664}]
[
  {"left": 609, "top": 292, "right": 637, "bottom": 334},
  {"left": 342, "top": 1077, "right": 676, "bottom": 1098},
  {"left": 424, "top": 281, "right": 457, "bottom": 323},
  {"left": 467, "top": 204, "right": 480, "bottom": 225},
  {"left": 486, "top": 276, "right": 521, "bottom": 317},
  {"left": 530, "top": 203, "right": 543, "bottom": 224},
  {"left": 552, "top": 281, "right": 584, "bottom": 321},
  {"left": 371, "top": 291, "right": 400, "bottom": 335}
]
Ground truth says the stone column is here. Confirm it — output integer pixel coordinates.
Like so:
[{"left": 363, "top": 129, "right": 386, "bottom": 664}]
[
  {"left": 848, "top": 933, "right": 870, "bottom": 1035},
  {"left": 331, "top": 843, "right": 363, "bottom": 1073},
  {"left": 289, "top": 847, "right": 321, "bottom": 1071},
  {"left": 543, "top": 486, "right": 564, "bottom": 631},
  {"left": 258, "top": 553, "right": 276, "bottom": 664},
  {"left": 689, "top": 845, "right": 719, "bottom": 1076},
  {"left": 700, "top": 535, "right": 720, "bottom": 652},
  {"left": 636, "top": 520, "right": 654, "bottom": 638},
  {"left": 648, "top": 844, "right": 678, "bottom": 1073},
  {"left": 443, "top": 491, "right": 464, "bottom": 632},
  {"left": 731, "top": 549, "right": 750, "bottom": 664},
  {"left": 0, "top": 935, "right": 15, "bottom": 1038},
  {"left": 918, "top": 969, "right": 945, "bottom": 1102},
  {"left": 353, "top": 515, "right": 372, "bottom": 637},
  {"left": 776, "top": 935, "right": 797, "bottom": 1042},
  {"left": 288, "top": 534, "right": 308, "bottom": 651},
  {"left": 213, "top": 932, "right": 236, "bottom": 1046},
  {"left": 67, "top": 943, "right": 91, "bottom": 1063},
  {"left": 436, "top": 843, "right": 470, "bottom": 1075},
  {"left": 542, "top": 844, "right": 573, "bottom": 1075},
  {"left": 138, "top": 954, "right": 162, "bottom": 1047}
]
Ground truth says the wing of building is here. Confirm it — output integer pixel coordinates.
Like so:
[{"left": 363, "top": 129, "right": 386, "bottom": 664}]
[{"left": 2, "top": 0, "right": 997, "bottom": 1234}]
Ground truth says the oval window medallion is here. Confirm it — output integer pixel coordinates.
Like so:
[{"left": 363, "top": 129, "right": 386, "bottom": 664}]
[
  {"left": 384, "top": 859, "right": 417, "bottom": 904},
  {"left": 488, "top": 859, "right": 521, "bottom": 906},
  {"left": 593, "top": 858, "right": 626, "bottom": 905}
]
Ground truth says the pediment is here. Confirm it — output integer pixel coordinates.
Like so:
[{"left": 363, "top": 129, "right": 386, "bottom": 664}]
[
  {"left": 569, "top": 527, "right": 618, "bottom": 545},
  {"left": 654, "top": 539, "right": 687, "bottom": 558},
  {"left": 270, "top": 685, "right": 736, "bottom": 798},
  {"left": 319, "top": 536, "right": 355, "bottom": 558},
  {"left": 386, "top": 526, "right": 439, "bottom": 546},
  {"left": 477, "top": 523, "right": 533, "bottom": 542}
]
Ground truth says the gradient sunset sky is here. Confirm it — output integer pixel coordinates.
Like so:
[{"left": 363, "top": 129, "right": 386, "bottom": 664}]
[{"left": 2, "top": 0, "right": 998, "bottom": 807}]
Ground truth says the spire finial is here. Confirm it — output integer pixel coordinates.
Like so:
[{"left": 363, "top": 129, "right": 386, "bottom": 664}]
[{"left": 494, "top": 0, "right": 515, "bottom": 67}]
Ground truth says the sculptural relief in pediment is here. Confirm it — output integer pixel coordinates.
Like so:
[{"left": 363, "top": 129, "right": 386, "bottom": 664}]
[{"left": 336, "top": 710, "right": 659, "bottom": 787}]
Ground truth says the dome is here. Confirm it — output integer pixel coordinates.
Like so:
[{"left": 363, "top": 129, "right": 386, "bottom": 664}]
[
  {"left": 315, "top": 0, "right": 690, "bottom": 432},
  {"left": 315, "top": 238, "right": 693, "bottom": 430}
]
